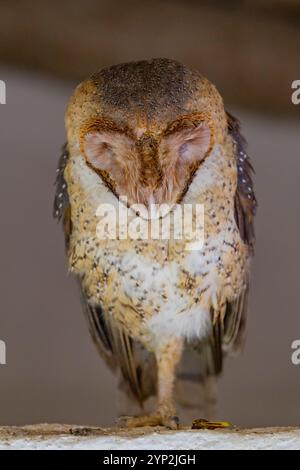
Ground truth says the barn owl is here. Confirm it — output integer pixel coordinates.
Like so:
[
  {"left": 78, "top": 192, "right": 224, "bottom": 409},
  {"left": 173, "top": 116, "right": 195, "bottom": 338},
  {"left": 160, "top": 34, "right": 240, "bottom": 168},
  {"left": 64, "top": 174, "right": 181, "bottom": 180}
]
[{"left": 54, "top": 58, "right": 256, "bottom": 429}]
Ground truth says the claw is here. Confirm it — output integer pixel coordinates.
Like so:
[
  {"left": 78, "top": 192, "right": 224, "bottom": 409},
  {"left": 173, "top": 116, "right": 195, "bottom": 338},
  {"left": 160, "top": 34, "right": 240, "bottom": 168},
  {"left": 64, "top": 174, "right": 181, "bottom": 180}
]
[
  {"left": 191, "top": 418, "right": 232, "bottom": 430},
  {"left": 164, "top": 415, "right": 179, "bottom": 430},
  {"left": 117, "top": 416, "right": 131, "bottom": 428},
  {"left": 69, "top": 426, "right": 95, "bottom": 436},
  {"left": 117, "top": 414, "right": 180, "bottom": 429}
]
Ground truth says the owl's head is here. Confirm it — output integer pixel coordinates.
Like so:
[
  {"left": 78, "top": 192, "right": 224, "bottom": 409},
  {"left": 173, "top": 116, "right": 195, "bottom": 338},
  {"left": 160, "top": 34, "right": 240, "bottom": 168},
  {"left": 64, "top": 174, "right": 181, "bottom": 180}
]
[{"left": 66, "top": 59, "right": 230, "bottom": 211}]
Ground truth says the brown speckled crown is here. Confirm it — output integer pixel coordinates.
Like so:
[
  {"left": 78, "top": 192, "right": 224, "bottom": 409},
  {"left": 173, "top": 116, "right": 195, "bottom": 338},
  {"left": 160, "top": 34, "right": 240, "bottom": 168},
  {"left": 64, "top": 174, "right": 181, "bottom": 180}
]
[{"left": 65, "top": 58, "right": 227, "bottom": 147}]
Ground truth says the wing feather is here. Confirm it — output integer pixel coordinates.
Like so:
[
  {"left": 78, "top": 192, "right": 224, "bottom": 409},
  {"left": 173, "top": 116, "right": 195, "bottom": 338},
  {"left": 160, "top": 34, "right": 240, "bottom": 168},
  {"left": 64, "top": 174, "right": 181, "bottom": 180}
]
[
  {"left": 193, "top": 112, "right": 256, "bottom": 377},
  {"left": 53, "top": 144, "right": 156, "bottom": 404},
  {"left": 80, "top": 288, "right": 156, "bottom": 404},
  {"left": 227, "top": 111, "right": 257, "bottom": 247}
]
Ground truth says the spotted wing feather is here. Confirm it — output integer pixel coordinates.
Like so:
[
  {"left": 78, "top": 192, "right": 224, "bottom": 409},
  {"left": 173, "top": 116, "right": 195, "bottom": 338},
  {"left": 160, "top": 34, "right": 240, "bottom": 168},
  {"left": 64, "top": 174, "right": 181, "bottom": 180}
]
[
  {"left": 53, "top": 145, "right": 155, "bottom": 403},
  {"left": 227, "top": 111, "right": 257, "bottom": 247},
  {"left": 53, "top": 143, "right": 70, "bottom": 221},
  {"left": 193, "top": 113, "right": 256, "bottom": 378},
  {"left": 80, "top": 288, "right": 156, "bottom": 404}
]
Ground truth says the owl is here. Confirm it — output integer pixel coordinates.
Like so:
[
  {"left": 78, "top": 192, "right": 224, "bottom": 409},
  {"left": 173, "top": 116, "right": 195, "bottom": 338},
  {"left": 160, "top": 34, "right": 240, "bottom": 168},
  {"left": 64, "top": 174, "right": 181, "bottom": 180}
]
[{"left": 54, "top": 59, "right": 256, "bottom": 429}]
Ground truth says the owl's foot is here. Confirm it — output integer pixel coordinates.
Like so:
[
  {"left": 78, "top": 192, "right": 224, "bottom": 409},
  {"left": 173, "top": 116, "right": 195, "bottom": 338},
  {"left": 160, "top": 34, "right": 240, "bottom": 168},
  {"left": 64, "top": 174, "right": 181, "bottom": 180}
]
[
  {"left": 118, "top": 413, "right": 179, "bottom": 430},
  {"left": 191, "top": 418, "right": 232, "bottom": 430}
]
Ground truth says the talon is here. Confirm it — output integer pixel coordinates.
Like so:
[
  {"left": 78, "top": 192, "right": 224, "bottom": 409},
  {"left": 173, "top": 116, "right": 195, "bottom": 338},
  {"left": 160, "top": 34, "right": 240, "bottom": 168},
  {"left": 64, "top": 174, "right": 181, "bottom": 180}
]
[
  {"left": 191, "top": 418, "right": 232, "bottom": 430},
  {"left": 117, "top": 416, "right": 131, "bottom": 428},
  {"left": 164, "top": 415, "right": 179, "bottom": 430},
  {"left": 69, "top": 426, "right": 94, "bottom": 436},
  {"left": 117, "top": 414, "right": 180, "bottom": 429}
]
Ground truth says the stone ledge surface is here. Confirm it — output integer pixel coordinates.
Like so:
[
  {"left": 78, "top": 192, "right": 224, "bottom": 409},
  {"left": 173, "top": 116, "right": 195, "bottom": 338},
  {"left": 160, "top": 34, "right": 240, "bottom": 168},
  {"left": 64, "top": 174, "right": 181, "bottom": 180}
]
[{"left": 0, "top": 424, "right": 299, "bottom": 450}]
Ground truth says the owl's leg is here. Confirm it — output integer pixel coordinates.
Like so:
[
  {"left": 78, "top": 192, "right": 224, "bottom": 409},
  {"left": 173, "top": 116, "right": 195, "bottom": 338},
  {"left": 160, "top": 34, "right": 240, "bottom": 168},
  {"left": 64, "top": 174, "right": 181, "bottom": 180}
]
[
  {"left": 119, "top": 338, "right": 183, "bottom": 429},
  {"left": 155, "top": 337, "right": 183, "bottom": 428}
]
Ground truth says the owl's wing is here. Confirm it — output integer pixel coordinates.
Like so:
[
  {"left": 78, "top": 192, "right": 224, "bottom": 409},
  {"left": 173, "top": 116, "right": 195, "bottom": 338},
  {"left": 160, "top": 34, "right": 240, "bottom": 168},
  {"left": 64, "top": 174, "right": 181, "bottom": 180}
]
[
  {"left": 227, "top": 111, "right": 257, "bottom": 247},
  {"left": 53, "top": 144, "right": 156, "bottom": 405},
  {"left": 191, "top": 291, "right": 249, "bottom": 378},
  {"left": 79, "top": 290, "right": 157, "bottom": 404},
  {"left": 192, "top": 112, "right": 256, "bottom": 378},
  {"left": 221, "top": 111, "right": 256, "bottom": 355},
  {"left": 53, "top": 144, "right": 116, "bottom": 368},
  {"left": 53, "top": 143, "right": 72, "bottom": 252}
]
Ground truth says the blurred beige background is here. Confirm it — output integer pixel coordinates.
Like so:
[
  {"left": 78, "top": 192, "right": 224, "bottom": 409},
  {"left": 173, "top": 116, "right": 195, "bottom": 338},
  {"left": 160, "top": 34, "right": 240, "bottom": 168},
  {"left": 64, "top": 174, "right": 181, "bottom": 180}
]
[{"left": 0, "top": 0, "right": 299, "bottom": 427}]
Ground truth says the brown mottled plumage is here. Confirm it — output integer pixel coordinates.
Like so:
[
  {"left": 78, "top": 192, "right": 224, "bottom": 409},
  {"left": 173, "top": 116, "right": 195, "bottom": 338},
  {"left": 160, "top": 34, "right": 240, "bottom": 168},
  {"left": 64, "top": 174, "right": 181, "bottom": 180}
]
[{"left": 54, "top": 59, "right": 256, "bottom": 428}]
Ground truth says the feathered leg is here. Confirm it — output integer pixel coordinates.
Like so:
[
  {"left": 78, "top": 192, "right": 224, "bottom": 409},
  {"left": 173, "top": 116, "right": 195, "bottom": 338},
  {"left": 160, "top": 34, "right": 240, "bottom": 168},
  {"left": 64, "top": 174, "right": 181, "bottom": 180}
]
[
  {"left": 175, "top": 348, "right": 218, "bottom": 423},
  {"left": 119, "top": 337, "right": 183, "bottom": 429}
]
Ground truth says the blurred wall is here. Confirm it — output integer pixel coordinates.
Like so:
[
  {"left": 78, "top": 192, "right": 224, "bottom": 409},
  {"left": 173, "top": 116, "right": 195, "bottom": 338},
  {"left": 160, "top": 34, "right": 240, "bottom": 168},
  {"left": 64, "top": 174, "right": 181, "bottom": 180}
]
[
  {"left": 0, "top": 0, "right": 299, "bottom": 115},
  {"left": 0, "top": 0, "right": 299, "bottom": 427}
]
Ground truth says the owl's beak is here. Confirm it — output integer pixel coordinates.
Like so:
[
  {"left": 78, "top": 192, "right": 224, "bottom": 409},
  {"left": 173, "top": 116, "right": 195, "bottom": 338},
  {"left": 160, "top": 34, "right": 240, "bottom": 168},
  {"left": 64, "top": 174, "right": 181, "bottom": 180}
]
[
  {"left": 134, "top": 187, "right": 172, "bottom": 220},
  {"left": 147, "top": 193, "right": 159, "bottom": 220}
]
